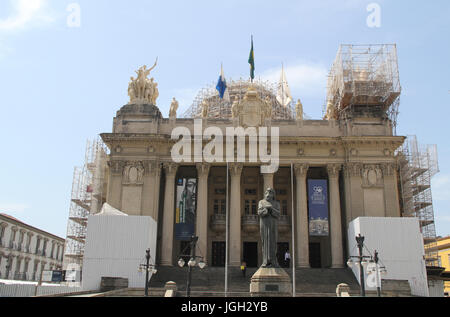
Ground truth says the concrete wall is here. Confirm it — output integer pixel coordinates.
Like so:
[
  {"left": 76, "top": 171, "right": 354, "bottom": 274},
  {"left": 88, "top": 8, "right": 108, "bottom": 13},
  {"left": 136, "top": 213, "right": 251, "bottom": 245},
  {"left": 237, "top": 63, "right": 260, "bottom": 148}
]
[
  {"left": 348, "top": 217, "right": 429, "bottom": 297},
  {"left": 82, "top": 215, "right": 157, "bottom": 291},
  {"left": 0, "top": 284, "right": 82, "bottom": 297}
]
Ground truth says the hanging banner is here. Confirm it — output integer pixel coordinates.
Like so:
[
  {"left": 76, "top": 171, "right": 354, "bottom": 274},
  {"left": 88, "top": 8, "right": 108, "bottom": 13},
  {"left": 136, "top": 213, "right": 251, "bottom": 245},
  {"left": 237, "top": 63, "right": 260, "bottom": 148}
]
[
  {"left": 175, "top": 178, "right": 197, "bottom": 241},
  {"left": 308, "top": 179, "right": 329, "bottom": 236}
]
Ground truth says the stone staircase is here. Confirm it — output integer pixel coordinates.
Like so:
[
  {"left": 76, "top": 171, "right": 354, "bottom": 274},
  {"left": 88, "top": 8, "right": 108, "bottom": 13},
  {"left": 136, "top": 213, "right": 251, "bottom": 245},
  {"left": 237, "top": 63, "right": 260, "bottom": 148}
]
[{"left": 149, "top": 267, "right": 361, "bottom": 297}]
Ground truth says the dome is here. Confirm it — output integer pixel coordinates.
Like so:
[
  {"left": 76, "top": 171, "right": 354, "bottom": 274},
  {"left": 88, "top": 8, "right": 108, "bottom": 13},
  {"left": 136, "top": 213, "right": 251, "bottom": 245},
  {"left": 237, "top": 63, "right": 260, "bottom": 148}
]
[{"left": 182, "top": 79, "right": 296, "bottom": 120}]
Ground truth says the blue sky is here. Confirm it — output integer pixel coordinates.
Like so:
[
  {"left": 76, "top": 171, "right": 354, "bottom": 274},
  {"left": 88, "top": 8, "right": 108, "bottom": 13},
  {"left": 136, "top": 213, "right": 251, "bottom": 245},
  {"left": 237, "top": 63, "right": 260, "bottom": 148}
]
[{"left": 0, "top": 0, "right": 449, "bottom": 238}]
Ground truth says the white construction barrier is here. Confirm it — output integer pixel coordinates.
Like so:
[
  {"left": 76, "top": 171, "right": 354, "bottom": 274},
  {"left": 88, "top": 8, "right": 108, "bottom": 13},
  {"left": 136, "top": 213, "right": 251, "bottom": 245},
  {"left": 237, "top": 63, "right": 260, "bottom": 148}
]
[{"left": 348, "top": 217, "right": 429, "bottom": 297}]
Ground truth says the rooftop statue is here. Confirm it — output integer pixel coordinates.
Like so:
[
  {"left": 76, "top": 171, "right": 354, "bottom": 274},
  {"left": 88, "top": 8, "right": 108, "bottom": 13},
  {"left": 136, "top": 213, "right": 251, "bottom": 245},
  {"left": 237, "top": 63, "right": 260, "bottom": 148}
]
[
  {"left": 296, "top": 99, "right": 303, "bottom": 120},
  {"left": 258, "top": 188, "right": 281, "bottom": 268},
  {"left": 128, "top": 58, "right": 159, "bottom": 105},
  {"left": 169, "top": 97, "right": 179, "bottom": 119}
]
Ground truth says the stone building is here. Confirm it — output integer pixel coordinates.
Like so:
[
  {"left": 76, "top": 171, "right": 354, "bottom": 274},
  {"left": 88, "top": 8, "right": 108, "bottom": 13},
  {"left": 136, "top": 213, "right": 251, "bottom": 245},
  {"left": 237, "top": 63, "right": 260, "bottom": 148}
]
[
  {"left": 98, "top": 44, "right": 406, "bottom": 270},
  {"left": 0, "top": 214, "right": 65, "bottom": 281}
]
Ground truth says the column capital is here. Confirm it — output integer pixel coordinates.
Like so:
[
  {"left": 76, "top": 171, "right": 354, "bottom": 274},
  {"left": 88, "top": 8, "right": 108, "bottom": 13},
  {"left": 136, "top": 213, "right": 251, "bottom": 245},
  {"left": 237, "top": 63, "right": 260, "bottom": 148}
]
[
  {"left": 294, "top": 163, "right": 309, "bottom": 177},
  {"left": 380, "top": 162, "right": 397, "bottom": 177},
  {"left": 108, "top": 160, "right": 126, "bottom": 175},
  {"left": 143, "top": 160, "right": 162, "bottom": 176},
  {"left": 343, "top": 162, "right": 363, "bottom": 178},
  {"left": 229, "top": 163, "right": 243, "bottom": 177},
  {"left": 163, "top": 162, "right": 178, "bottom": 177},
  {"left": 196, "top": 163, "right": 211, "bottom": 178},
  {"left": 327, "top": 164, "right": 342, "bottom": 178}
]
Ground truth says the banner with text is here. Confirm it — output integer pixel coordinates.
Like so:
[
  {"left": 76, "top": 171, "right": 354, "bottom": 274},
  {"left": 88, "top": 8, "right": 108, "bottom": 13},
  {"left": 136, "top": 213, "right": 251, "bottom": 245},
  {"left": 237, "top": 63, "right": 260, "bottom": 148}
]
[
  {"left": 308, "top": 179, "right": 329, "bottom": 236},
  {"left": 175, "top": 178, "right": 197, "bottom": 241}
]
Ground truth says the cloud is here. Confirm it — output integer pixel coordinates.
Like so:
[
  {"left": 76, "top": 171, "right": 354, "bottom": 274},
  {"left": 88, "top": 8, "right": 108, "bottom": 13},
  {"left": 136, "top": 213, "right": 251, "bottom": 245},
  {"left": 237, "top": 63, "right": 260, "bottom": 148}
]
[
  {"left": 0, "top": 203, "right": 31, "bottom": 213},
  {"left": 260, "top": 61, "right": 328, "bottom": 97},
  {"left": 0, "top": 0, "right": 54, "bottom": 31}
]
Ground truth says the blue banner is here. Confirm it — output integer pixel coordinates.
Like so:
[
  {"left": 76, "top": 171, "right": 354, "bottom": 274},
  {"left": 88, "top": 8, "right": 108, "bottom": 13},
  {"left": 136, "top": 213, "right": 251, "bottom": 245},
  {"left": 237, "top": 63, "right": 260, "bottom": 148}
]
[
  {"left": 308, "top": 179, "right": 329, "bottom": 236},
  {"left": 175, "top": 178, "right": 197, "bottom": 241}
]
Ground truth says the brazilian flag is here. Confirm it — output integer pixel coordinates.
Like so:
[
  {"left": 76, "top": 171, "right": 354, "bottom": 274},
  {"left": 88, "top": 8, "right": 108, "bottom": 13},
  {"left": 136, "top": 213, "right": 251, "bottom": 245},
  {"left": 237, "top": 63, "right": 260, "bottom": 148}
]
[{"left": 248, "top": 36, "right": 255, "bottom": 81}]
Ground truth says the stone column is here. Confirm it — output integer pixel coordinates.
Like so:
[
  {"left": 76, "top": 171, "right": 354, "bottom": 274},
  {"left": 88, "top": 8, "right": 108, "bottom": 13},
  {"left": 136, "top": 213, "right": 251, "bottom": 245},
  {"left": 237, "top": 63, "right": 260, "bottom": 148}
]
[
  {"left": 328, "top": 164, "right": 344, "bottom": 268},
  {"left": 262, "top": 170, "right": 274, "bottom": 191},
  {"left": 160, "top": 163, "right": 178, "bottom": 266},
  {"left": 142, "top": 160, "right": 162, "bottom": 220},
  {"left": 382, "top": 162, "right": 401, "bottom": 218},
  {"left": 229, "top": 163, "right": 243, "bottom": 267},
  {"left": 106, "top": 160, "right": 125, "bottom": 210},
  {"left": 196, "top": 163, "right": 211, "bottom": 265},
  {"left": 294, "top": 164, "right": 310, "bottom": 268},
  {"left": 343, "top": 162, "right": 364, "bottom": 224}
]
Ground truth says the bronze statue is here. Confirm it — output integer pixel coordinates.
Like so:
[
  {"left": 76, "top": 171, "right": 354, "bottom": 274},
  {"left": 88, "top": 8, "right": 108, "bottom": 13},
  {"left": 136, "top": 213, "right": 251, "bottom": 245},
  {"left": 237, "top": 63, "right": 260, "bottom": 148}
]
[{"left": 258, "top": 188, "right": 281, "bottom": 268}]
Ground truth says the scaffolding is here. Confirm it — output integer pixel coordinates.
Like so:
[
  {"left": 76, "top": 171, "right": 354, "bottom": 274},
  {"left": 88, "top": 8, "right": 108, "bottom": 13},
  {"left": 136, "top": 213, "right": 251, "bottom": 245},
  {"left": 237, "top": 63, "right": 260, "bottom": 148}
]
[
  {"left": 182, "top": 78, "right": 299, "bottom": 120},
  {"left": 326, "top": 44, "right": 401, "bottom": 131},
  {"left": 63, "top": 139, "right": 108, "bottom": 270},
  {"left": 398, "top": 136, "right": 439, "bottom": 266}
]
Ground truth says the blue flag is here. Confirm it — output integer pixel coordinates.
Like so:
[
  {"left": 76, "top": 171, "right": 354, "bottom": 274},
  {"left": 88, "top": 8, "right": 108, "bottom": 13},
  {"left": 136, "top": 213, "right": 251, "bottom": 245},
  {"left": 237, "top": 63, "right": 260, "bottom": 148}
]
[{"left": 216, "top": 65, "right": 228, "bottom": 99}]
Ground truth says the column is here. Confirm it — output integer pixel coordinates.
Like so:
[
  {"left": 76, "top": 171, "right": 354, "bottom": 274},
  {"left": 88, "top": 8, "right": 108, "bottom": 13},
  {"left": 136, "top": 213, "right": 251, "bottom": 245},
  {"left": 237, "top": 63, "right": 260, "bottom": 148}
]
[
  {"left": 229, "top": 163, "right": 243, "bottom": 267},
  {"left": 106, "top": 160, "right": 125, "bottom": 210},
  {"left": 142, "top": 160, "right": 162, "bottom": 220},
  {"left": 262, "top": 171, "right": 274, "bottom": 191},
  {"left": 196, "top": 163, "right": 211, "bottom": 265},
  {"left": 294, "top": 164, "right": 310, "bottom": 268},
  {"left": 160, "top": 163, "right": 178, "bottom": 266},
  {"left": 382, "top": 162, "right": 401, "bottom": 218},
  {"left": 328, "top": 164, "right": 344, "bottom": 268}
]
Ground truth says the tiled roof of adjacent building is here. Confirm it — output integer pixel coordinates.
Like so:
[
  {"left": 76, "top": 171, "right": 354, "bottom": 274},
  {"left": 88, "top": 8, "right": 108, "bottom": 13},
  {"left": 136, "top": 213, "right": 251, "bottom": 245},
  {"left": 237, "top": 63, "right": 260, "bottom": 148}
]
[{"left": 0, "top": 213, "right": 65, "bottom": 241}]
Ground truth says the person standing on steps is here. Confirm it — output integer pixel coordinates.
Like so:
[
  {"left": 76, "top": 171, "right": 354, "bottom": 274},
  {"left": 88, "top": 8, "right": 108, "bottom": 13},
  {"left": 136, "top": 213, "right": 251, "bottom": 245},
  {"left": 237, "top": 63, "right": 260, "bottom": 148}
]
[{"left": 241, "top": 262, "right": 247, "bottom": 278}]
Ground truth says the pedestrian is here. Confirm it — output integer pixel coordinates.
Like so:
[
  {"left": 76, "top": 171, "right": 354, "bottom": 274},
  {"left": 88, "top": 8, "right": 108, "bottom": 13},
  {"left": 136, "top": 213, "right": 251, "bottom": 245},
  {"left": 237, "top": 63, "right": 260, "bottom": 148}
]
[
  {"left": 284, "top": 250, "right": 291, "bottom": 268},
  {"left": 241, "top": 262, "right": 247, "bottom": 278}
]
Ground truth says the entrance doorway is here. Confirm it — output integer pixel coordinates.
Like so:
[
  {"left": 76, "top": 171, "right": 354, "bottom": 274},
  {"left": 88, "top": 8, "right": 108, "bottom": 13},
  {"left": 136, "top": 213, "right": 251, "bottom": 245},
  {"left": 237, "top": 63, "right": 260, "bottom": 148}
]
[
  {"left": 277, "top": 242, "right": 290, "bottom": 268},
  {"left": 243, "top": 242, "right": 258, "bottom": 268},
  {"left": 212, "top": 242, "right": 226, "bottom": 267},
  {"left": 309, "top": 242, "right": 322, "bottom": 268}
]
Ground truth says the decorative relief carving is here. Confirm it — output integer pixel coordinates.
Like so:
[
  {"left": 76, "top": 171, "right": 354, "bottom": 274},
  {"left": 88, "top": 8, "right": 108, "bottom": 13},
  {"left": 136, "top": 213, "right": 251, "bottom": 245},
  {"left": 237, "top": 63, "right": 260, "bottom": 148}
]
[
  {"left": 232, "top": 86, "right": 272, "bottom": 127},
  {"left": 297, "top": 148, "right": 305, "bottom": 156},
  {"left": 362, "top": 164, "right": 383, "bottom": 187},
  {"left": 123, "top": 162, "right": 145, "bottom": 185},
  {"left": 330, "top": 149, "right": 337, "bottom": 157}
]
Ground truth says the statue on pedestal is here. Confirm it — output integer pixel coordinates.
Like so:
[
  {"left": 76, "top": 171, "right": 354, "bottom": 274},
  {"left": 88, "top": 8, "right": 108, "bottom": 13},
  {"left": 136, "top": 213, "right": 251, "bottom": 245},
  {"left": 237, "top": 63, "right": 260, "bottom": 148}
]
[
  {"left": 258, "top": 188, "right": 281, "bottom": 268},
  {"left": 296, "top": 99, "right": 303, "bottom": 121},
  {"left": 127, "top": 58, "right": 159, "bottom": 105}
]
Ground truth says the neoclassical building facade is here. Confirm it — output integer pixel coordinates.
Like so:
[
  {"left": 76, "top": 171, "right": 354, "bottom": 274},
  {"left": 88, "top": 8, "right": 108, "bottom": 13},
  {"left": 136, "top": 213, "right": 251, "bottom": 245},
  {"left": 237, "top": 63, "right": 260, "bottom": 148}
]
[
  {"left": 0, "top": 214, "right": 65, "bottom": 281},
  {"left": 100, "top": 68, "right": 404, "bottom": 270}
]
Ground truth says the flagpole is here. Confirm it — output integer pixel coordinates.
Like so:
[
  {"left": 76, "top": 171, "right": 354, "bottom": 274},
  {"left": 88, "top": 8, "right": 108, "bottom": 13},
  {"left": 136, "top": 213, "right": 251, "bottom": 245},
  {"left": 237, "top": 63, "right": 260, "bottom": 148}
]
[
  {"left": 225, "top": 162, "right": 229, "bottom": 297},
  {"left": 291, "top": 163, "right": 296, "bottom": 297}
]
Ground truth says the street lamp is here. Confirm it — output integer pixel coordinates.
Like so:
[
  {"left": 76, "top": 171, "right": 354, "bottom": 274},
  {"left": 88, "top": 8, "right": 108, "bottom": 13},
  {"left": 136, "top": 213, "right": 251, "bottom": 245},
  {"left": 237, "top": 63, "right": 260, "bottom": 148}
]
[
  {"left": 367, "top": 250, "right": 387, "bottom": 297},
  {"left": 347, "top": 234, "right": 371, "bottom": 297},
  {"left": 138, "top": 249, "right": 157, "bottom": 297},
  {"left": 177, "top": 235, "right": 206, "bottom": 297}
]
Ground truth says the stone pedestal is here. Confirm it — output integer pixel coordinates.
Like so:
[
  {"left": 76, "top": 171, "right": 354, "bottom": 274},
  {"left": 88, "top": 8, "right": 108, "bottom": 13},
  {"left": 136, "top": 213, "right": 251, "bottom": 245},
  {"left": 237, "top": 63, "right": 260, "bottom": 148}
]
[{"left": 250, "top": 267, "right": 292, "bottom": 297}]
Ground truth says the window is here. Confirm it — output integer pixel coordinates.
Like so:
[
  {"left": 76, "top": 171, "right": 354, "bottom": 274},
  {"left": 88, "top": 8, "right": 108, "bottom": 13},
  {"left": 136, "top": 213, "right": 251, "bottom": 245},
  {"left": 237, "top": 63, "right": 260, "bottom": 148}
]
[
  {"left": 213, "top": 200, "right": 226, "bottom": 215},
  {"left": 245, "top": 189, "right": 257, "bottom": 196},
  {"left": 214, "top": 188, "right": 226, "bottom": 195},
  {"left": 438, "top": 256, "right": 442, "bottom": 267}
]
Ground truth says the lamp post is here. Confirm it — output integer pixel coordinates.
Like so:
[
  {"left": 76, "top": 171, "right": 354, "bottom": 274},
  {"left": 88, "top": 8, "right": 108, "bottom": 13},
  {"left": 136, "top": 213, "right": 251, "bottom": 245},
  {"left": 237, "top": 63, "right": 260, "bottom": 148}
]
[
  {"left": 138, "top": 249, "right": 157, "bottom": 297},
  {"left": 177, "top": 235, "right": 206, "bottom": 297},
  {"left": 367, "top": 250, "right": 387, "bottom": 297},
  {"left": 347, "top": 234, "right": 371, "bottom": 297}
]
